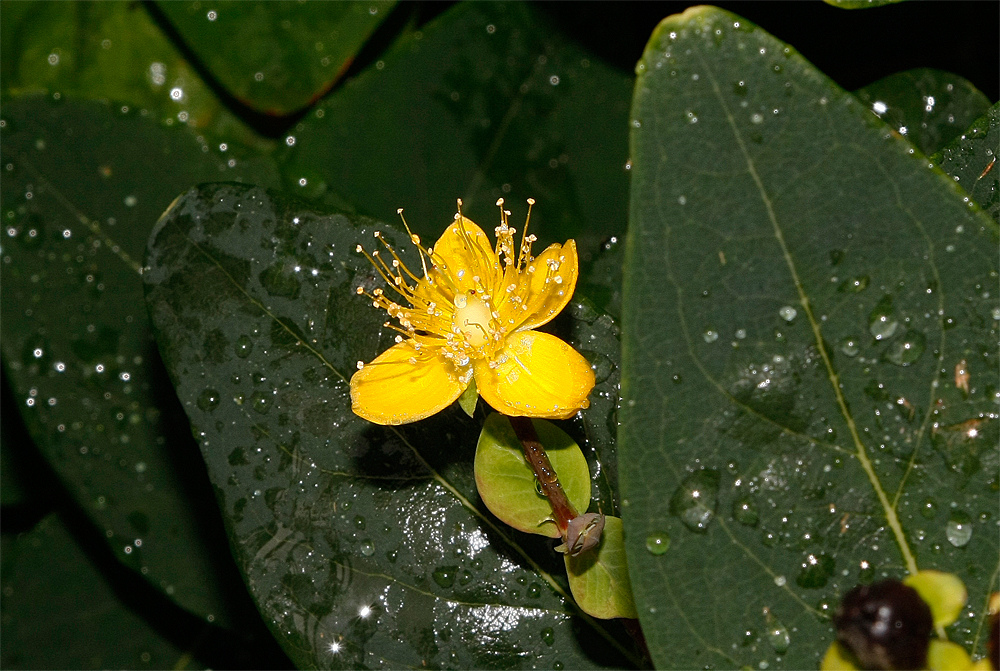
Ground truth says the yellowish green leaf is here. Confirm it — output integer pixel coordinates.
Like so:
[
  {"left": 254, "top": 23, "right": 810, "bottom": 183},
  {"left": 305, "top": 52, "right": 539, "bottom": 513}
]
[
  {"left": 474, "top": 413, "right": 590, "bottom": 539},
  {"left": 565, "top": 516, "right": 638, "bottom": 619}
]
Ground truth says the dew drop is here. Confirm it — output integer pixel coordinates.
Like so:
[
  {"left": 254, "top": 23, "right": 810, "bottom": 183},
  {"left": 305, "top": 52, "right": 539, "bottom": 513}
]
[
  {"left": 359, "top": 539, "right": 375, "bottom": 556},
  {"left": 669, "top": 469, "right": 720, "bottom": 533},
  {"left": 838, "top": 275, "right": 870, "bottom": 293},
  {"left": 884, "top": 330, "right": 926, "bottom": 366},
  {"left": 795, "top": 552, "right": 835, "bottom": 589},
  {"left": 432, "top": 565, "right": 458, "bottom": 588},
  {"left": 250, "top": 391, "right": 271, "bottom": 414},
  {"left": 838, "top": 336, "right": 860, "bottom": 357},
  {"left": 196, "top": 388, "right": 220, "bottom": 412},
  {"left": 354, "top": 515, "right": 366, "bottom": 530},
  {"left": 235, "top": 335, "right": 253, "bottom": 358},
  {"left": 778, "top": 306, "right": 797, "bottom": 322},
  {"left": 733, "top": 498, "right": 759, "bottom": 526},
  {"left": 703, "top": 330, "right": 719, "bottom": 343},
  {"left": 945, "top": 511, "right": 972, "bottom": 547},
  {"left": 764, "top": 609, "right": 790, "bottom": 654},
  {"left": 868, "top": 296, "right": 899, "bottom": 341},
  {"left": 920, "top": 498, "right": 937, "bottom": 519},
  {"left": 541, "top": 627, "right": 555, "bottom": 646},
  {"left": 645, "top": 532, "right": 670, "bottom": 555}
]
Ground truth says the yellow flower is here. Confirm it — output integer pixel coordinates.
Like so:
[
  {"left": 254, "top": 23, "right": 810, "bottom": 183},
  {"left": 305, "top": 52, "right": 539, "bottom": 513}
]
[{"left": 350, "top": 199, "right": 595, "bottom": 425}]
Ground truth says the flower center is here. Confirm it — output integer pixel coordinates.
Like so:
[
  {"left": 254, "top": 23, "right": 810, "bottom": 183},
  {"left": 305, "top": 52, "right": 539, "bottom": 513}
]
[{"left": 453, "top": 292, "right": 492, "bottom": 348}]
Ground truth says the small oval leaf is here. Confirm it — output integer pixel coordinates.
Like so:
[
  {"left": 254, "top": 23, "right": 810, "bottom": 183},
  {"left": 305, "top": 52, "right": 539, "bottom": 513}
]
[
  {"left": 475, "top": 413, "right": 591, "bottom": 538},
  {"left": 565, "top": 516, "right": 638, "bottom": 620}
]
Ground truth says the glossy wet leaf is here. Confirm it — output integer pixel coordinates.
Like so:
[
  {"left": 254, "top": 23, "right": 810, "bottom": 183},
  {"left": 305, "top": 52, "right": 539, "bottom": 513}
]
[
  {"left": 0, "top": 515, "right": 204, "bottom": 669},
  {"left": 0, "top": 1, "right": 255, "bottom": 145},
  {"left": 621, "top": 7, "right": 998, "bottom": 669},
  {"left": 156, "top": 1, "right": 395, "bottom": 115},
  {"left": 475, "top": 413, "right": 591, "bottom": 539},
  {"left": 932, "top": 103, "right": 999, "bottom": 223},
  {"left": 823, "top": 0, "right": 906, "bottom": 8},
  {"left": 143, "top": 183, "right": 642, "bottom": 669},
  {"left": 854, "top": 69, "right": 991, "bottom": 157},
  {"left": 0, "top": 95, "right": 279, "bottom": 627},
  {"left": 565, "top": 516, "right": 638, "bottom": 620},
  {"left": 279, "top": 1, "right": 632, "bottom": 248}
]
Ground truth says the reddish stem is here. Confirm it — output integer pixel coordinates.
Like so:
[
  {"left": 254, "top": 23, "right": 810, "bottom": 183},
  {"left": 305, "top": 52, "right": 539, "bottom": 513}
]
[{"left": 508, "top": 416, "right": 578, "bottom": 534}]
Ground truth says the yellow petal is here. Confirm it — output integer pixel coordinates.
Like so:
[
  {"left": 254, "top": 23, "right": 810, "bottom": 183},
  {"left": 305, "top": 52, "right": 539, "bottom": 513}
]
[
  {"left": 820, "top": 642, "right": 858, "bottom": 671},
  {"left": 514, "top": 239, "right": 578, "bottom": 331},
  {"left": 429, "top": 216, "right": 499, "bottom": 294},
  {"left": 474, "top": 330, "right": 595, "bottom": 419},
  {"left": 350, "top": 341, "right": 465, "bottom": 425},
  {"left": 926, "top": 640, "right": 987, "bottom": 671},
  {"left": 903, "top": 570, "right": 967, "bottom": 629}
]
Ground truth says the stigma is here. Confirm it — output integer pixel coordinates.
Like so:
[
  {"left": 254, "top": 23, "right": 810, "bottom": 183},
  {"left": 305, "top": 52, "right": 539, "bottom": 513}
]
[{"left": 453, "top": 292, "right": 493, "bottom": 348}]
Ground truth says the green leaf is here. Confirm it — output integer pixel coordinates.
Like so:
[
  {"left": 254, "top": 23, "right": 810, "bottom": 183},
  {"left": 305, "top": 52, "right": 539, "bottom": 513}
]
[
  {"left": 854, "top": 68, "right": 991, "bottom": 157},
  {"left": 0, "top": 2, "right": 257, "bottom": 146},
  {"left": 0, "top": 95, "right": 279, "bottom": 628},
  {"left": 474, "top": 413, "right": 591, "bottom": 539},
  {"left": 565, "top": 517, "right": 638, "bottom": 620},
  {"left": 279, "top": 2, "right": 632, "bottom": 248},
  {"left": 932, "top": 103, "right": 999, "bottom": 223},
  {"left": 823, "top": 0, "right": 906, "bottom": 8},
  {"left": 0, "top": 515, "right": 203, "bottom": 669},
  {"left": 143, "top": 182, "right": 643, "bottom": 669},
  {"left": 621, "top": 7, "right": 998, "bottom": 669},
  {"left": 155, "top": 1, "right": 395, "bottom": 115}
]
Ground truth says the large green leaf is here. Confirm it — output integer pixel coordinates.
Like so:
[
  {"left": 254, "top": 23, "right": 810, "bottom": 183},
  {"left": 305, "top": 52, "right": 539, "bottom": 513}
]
[
  {"left": 155, "top": 1, "right": 395, "bottom": 116},
  {"left": 620, "top": 7, "right": 998, "bottom": 669},
  {"left": 0, "top": 95, "right": 279, "bottom": 627},
  {"left": 932, "top": 103, "right": 999, "bottom": 223},
  {"left": 854, "top": 68, "right": 991, "bottom": 157},
  {"left": 143, "top": 183, "right": 642, "bottom": 669},
  {"left": 278, "top": 2, "right": 632, "bottom": 248},
  {"left": 0, "top": 515, "right": 204, "bottom": 669}
]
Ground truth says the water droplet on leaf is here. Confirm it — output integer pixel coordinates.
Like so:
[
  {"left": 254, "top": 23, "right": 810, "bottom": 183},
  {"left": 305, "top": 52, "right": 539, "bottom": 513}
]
[{"left": 669, "top": 469, "right": 720, "bottom": 533}]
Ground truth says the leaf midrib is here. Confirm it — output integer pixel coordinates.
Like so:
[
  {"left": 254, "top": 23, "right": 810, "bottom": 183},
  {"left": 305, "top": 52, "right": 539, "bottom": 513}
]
[{"left": 693, "top": 40, "right": 919, "bottom": 575}]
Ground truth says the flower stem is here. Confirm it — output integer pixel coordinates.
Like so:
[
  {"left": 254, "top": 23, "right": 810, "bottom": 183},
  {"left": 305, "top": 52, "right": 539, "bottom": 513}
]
[{"left": 508, "top": 416, "right": 578, "bottom": 534}]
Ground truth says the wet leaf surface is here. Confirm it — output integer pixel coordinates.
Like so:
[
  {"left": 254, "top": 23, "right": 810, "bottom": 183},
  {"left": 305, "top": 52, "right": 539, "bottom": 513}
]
[
  {"left": 156, "top": 1, "right": 395, "bottom": 116},
  {"left": 854, "top": 68, "right": 991, "bottom": 157},
  {"left": 621, "top": 8, "right": 999, "bottom": 669},
  {"left": 0, "top": 515, "right": 205, "bottom": 670},
  {"left": 144, "top": 182, "right": 642, "bottom": 669},
  {"left": 0, "top": 1, "right": 262, "bottom": 147},
  {"left": 279, "top": 2, "right": 632, "bottom": 250},
  {"left": 932, "top": 103, "right": 999, "bottom": 224},
  {"left": 0, "top": 94, "right": 280, "bottom": 627}
]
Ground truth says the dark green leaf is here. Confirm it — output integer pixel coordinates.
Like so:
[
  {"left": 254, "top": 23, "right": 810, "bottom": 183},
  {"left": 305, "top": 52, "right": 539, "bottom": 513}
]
[
  {"left": 144, "top": 182, "right": 643, "bottom": 669},
  {"left": 0, "top": 95, "right": 279, "bottom": 627},
  {"left": 932, "top": 103, "right": 999, "bottom": 223},
  {"left": 854, "top": 68, "right": 991, "bottom": 156},
  {"left": 0, "top": 1, "right": 261, "bottom": 146},
  {"left": 0, "top": 515, "right": 203, "bottom": 669},
  {"left": 823, "top": 0, "right": 906, "bottom": 8},
  {"left": 156, "top": 1, "right": 395, "bottom": 115},
  {"left": 279, "top": 2, "right": 632, "bottom": 249},
  {"left": 621, "top": 7, "right": 998, "bottom": 668}
]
